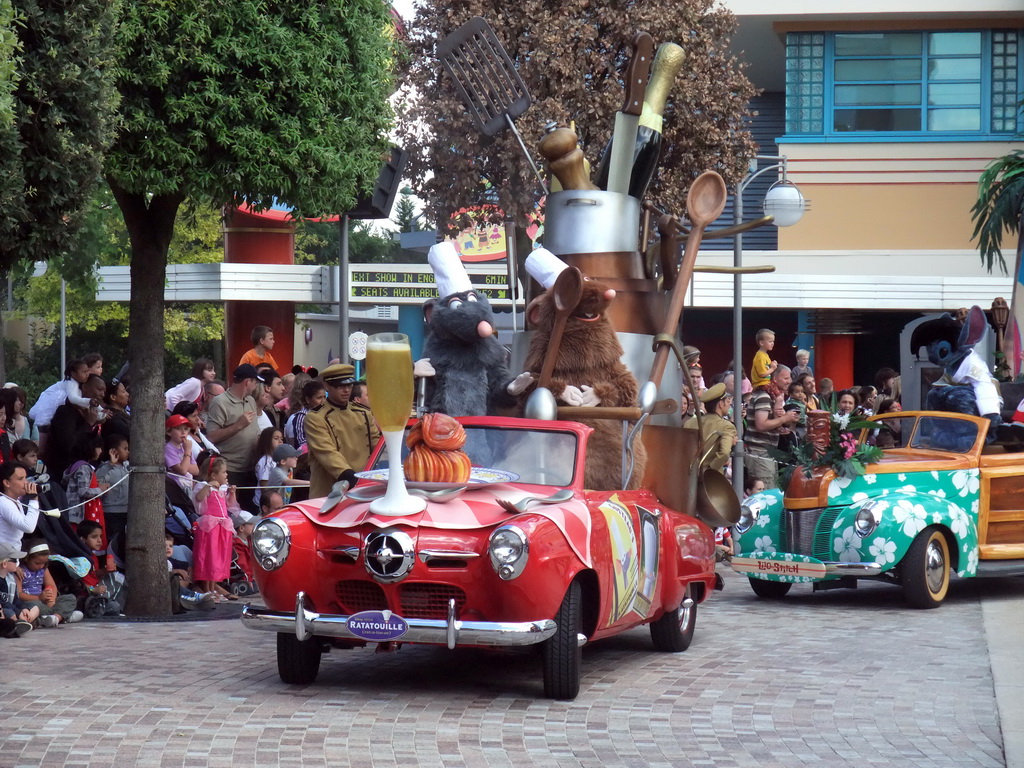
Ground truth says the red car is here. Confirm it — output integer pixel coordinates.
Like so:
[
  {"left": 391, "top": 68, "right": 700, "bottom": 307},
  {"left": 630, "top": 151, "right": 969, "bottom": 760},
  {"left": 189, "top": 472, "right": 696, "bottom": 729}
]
[{"left": 242, "top": 416, "right": 718, "bottom": 699}]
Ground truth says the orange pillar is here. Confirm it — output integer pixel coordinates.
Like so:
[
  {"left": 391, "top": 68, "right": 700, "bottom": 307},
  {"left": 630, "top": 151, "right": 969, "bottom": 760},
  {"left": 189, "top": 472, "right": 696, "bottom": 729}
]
[
  {"left": 815, "top": 334, "right": 855, "bottom": 391},
  {"left": 223, "top": 208, "right": 296, "bottom": 374}
]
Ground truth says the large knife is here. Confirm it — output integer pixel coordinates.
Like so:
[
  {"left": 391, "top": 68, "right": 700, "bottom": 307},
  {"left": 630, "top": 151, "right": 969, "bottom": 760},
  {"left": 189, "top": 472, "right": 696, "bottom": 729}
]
[{"left": 607, "top": 32, "right": 654, "bottom": 196}]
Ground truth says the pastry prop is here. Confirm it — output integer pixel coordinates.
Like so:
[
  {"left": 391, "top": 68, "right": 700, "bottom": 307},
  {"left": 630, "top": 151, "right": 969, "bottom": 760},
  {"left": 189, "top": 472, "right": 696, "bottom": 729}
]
[{"left": 403, "top": 413, "right": 472, "bottom": 484}]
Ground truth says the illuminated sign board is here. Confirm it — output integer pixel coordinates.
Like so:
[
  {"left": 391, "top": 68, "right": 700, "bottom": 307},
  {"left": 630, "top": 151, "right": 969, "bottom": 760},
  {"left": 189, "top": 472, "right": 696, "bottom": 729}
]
[{"left": 347, "top": 264, "right": 519, "bottom": 306}]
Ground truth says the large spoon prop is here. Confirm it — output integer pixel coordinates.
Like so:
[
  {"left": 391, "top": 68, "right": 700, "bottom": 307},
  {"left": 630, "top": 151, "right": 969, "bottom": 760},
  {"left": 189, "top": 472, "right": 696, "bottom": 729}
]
[
  {"left": 524, "top": 265, "right": 585, "bottom": 421},
  {"left": 642, "top": 171, "right": 728, "bottom": 399}
]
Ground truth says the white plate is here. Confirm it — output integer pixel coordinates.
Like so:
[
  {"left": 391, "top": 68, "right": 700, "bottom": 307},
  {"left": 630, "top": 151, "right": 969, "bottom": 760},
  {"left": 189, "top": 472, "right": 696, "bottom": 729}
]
[{"left": 355, "top": 467, "right": 519, "bottom": 490}]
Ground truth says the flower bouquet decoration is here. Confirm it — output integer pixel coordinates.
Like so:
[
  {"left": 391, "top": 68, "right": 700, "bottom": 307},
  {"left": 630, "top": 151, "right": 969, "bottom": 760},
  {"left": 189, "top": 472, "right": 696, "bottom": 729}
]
[{"left": 770, "top": 410, "right": 883, "bottom": 489}]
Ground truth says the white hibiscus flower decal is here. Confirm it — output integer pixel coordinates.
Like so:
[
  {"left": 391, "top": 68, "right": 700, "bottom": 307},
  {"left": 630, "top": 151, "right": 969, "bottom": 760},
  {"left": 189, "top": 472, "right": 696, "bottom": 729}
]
[
  {"left": 929, "top": 489, "right": 946, "bottom": 499},
  {"left": 833, "top": 526, "right": 862, "bottom": 562},
  {"left": 897, "top": 474, "right": 907, "bottom": 481},
  {"left": 951, "top": 470, "right": 980, "bottom": 497},
  {"left": 828, "top": 476, "right": 853, "bottom": 500},
  {"left": 851, "top": 492, "right": 869, "bottom": 503},
  {"left": 930, "top": 471, "right": 939, "bottom": 480},
  {"left": 892, "top": 499, "right": 928, "bottom": 537},
  {"left": 932, "top": 512, "right": 943, "bottom": 524},
  {"left": 864, "top": 474, "right": 877, "bottom": 485},
  {"left": 947, "top": 504, "right": 969, "bottom": 538},
  {"left": 754, "top": 535, "right": 776, "bottom": 554},
  {"left": 763, "top": 494, "right": 780, "bottom": 507},
  {"left": 756, "top": 514, "right": 771, "bottom": 528},
  {"left": 868, "top": 537, "right": 897, "bottom": 565},
  {"left": 965, "top": 548, "right": 979, "bottom": 576}
]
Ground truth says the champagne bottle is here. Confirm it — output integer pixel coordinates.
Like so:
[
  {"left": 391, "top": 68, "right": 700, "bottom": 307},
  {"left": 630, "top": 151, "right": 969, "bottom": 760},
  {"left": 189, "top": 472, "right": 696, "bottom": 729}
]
[{"left": 595, "top": 42, "right": 685, "bottom": 199}]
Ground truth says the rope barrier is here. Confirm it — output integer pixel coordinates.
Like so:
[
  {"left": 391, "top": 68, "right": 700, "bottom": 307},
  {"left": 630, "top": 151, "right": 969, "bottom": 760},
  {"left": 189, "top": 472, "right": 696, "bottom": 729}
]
[{"left": 18, "top": 466, "right": 305, "bottom": 519}]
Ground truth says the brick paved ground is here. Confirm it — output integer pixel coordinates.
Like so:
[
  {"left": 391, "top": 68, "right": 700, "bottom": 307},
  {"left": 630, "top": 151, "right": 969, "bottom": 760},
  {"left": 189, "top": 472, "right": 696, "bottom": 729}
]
[{"left": 2, "top": 568, "right": 1015, "bottom": 767}]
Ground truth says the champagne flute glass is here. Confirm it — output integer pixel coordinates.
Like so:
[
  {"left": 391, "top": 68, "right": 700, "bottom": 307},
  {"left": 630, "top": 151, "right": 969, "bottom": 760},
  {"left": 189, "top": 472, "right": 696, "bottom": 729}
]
[{"left": 366, "top": 333, "right": 425, "bottom": 515}]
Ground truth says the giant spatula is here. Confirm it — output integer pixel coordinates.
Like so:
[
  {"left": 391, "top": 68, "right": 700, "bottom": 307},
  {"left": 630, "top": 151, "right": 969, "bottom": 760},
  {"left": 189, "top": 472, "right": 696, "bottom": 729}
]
[{"left": 439, "top": 16, "right": 547, "bottom": 192}]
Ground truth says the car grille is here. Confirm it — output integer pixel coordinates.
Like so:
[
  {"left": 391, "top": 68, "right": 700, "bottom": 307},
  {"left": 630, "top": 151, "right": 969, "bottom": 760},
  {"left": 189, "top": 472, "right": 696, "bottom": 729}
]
[
  {"left": 335, "top": 580, "right": 388, "bottom": 614},
  {"left": 399, "top": 584, "right": 466, "bottom": 619},
  {"left": 780, "top": 507, "right": 842, "bottom": 560}
]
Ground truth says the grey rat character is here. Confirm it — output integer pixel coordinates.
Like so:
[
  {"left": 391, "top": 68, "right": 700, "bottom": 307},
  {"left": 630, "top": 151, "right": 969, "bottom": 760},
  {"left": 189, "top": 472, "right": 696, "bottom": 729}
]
[{"left": 416, "top": 242, "right": 520, "bottom": 417}]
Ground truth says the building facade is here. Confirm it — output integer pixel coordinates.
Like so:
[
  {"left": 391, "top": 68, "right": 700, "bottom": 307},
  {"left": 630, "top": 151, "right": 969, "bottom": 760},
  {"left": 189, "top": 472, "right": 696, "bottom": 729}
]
[{"left": 688, "top": 1, "right": 1023, "bottom": 389}]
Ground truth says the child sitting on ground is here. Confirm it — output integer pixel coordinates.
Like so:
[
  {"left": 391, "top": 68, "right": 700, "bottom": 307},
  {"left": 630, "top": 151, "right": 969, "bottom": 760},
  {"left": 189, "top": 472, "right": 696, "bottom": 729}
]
[
  {"left": 267, "top": 444, "right": 309, "bottom": 506},
  {"left": 1, "top": 542, "right": 40, "bottom": 637},
  {"left": 15, "top": 540, "right": 83, "bottom": 627},
  {"left": 76, "top": 520, "right": 121, "bottom": 617},
  {"left": 165, "top": 533, "right": 214, "bottom": 612}
]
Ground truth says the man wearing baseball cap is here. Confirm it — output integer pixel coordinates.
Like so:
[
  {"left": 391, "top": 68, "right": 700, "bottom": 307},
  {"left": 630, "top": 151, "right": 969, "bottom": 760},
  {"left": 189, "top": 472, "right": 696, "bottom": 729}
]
[
  {"left": 205, "top": 364, "right": 261, "bottom": 509},
  {"left": 304, "top": 363, "right": 380, "bottom": 497}
]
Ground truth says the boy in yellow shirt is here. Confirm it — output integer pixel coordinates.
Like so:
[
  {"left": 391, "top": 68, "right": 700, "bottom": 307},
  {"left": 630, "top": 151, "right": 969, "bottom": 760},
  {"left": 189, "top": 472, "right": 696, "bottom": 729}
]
[{"left": 751, "top": 328, "right": 778, "bottom": 388}]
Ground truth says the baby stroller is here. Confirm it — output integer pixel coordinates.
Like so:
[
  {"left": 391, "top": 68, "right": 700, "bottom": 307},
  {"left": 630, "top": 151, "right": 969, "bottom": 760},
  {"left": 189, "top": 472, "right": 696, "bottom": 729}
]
[
  {"left": 228, "top": 535, "right": 259, "bottom": 597},
  {"left": 165, "top": 476, "right": 198, "bottom": 547}
]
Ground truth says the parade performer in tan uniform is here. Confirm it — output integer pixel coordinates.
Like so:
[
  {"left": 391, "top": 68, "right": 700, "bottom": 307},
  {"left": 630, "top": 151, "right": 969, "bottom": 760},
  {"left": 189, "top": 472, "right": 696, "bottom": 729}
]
[
  {"left": 305, "top": 364, "right": 380, "bottom": 497},
  {"left": 684, "top": 382, "right": 738, "bottom": 473}
]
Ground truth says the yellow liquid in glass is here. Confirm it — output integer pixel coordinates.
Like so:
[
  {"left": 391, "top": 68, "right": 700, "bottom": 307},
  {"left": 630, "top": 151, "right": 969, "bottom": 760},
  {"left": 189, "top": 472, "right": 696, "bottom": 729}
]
[{"left": 367, "top": 340, "right": 414, "bottom": 432}]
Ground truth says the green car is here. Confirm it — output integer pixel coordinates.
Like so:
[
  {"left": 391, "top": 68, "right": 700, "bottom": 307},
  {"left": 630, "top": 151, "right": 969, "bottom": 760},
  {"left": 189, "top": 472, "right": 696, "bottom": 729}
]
[{"left": 731, "top": 411, "right": 1024, "bottom": 608}]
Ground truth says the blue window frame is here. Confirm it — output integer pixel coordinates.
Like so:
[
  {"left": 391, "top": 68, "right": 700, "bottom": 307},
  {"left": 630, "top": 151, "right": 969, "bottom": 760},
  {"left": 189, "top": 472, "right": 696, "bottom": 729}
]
[{"left": 785, "top": 30, "right": 1021, "bottom": 140}]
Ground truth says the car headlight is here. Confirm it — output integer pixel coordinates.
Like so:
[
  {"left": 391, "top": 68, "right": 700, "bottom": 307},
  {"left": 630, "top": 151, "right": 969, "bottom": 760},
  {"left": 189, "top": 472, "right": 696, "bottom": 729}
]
[
  {"left": 251, "top": 518, "right": 291, "bottom": 571},
  {"left": 488, "top": 525, "right": 529, "bottom": 580},
  {"left": 735, "top": 496, "right": 766, "bottom": 534},
  {"left": 853, "top": 500, "right": 885, "bottom": 538}
]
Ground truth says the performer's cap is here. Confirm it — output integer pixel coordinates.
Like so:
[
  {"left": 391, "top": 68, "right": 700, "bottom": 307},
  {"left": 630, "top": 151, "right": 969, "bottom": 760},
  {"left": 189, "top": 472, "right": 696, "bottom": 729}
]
[
  {"left": 428, "top": 242, "right": 472, "bottom": 298},
  {"left": 700, "top": 383, "right": 729, "bottom": 403},
  {"left": 322, "top": 363, "right": 356, "bottom": 386},
  {"left": 525, "top": 248, "right": 568, "bottom": 290}
]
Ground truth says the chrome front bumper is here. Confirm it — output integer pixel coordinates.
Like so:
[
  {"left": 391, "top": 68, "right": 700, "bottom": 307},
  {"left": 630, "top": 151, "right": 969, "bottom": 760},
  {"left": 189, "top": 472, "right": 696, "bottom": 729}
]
[
  {"left": 824, "top": 562, "right": 883, "bottom": 576},
  {"left": 241, "top": 592, "right": 557, "bottom": 649}
]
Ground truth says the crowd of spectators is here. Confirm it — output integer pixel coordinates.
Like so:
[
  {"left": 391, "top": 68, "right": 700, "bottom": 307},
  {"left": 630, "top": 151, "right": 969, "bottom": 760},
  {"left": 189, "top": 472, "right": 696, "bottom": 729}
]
[
  {"left": 1, "top": 324, "right": 374, "bottom": 638},
  {"left": 683, "top": 330, "right": 902, "bottom": 493}
]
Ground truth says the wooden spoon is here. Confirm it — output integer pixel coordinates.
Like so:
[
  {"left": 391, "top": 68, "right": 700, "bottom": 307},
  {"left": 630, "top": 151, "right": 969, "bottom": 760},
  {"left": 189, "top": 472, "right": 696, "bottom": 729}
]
[
  {"left": 538, "top": 265, "right": 585, "bottom": 388},
  {"left": 647, "top": 171, "right": 727, "bottom": 388}
]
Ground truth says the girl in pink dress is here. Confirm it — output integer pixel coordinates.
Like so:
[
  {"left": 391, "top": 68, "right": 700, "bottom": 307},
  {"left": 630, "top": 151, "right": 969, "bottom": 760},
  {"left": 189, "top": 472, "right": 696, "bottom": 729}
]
[{"left": 191, "top": 456, "right": 237, "bottom": 597}]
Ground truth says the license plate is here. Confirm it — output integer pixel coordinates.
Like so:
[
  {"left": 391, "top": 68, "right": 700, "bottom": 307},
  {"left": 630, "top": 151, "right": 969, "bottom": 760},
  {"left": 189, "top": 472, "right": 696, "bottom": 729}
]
[
  {"left": 732, "top": 552, "right": 827, "bottom": 582},
  {"left": 347, "top": 610, "right": 409, "bottom": 641}
]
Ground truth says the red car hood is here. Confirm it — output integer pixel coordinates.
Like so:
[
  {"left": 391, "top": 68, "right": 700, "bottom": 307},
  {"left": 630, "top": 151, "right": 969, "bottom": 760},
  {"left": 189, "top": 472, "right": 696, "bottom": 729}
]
[{"left": 291, "top": 485, "right": 593, "bottom": 567}]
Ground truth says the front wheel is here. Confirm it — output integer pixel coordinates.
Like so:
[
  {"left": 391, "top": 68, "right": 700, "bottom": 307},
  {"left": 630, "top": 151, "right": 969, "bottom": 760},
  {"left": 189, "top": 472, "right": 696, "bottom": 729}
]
[
  {"left": 543, "top": 580, "right": 582, "bottom": 700},
  {"left": 748, "top": 577, "right": 792, "bottom": 599},
  {"left": 277, "top": 632, "right": 322, "bottom": 684},
  {"left": 650, "top": 589, "right": 697, "bottom": 652},
  {"left": 901, "top": 527, "right": 950, "bottom": 609}
]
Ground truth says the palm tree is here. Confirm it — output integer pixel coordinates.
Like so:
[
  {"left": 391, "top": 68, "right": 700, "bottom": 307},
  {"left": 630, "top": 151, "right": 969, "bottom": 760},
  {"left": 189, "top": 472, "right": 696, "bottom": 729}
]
[{"left": 971, "top": 102, "right": 1024, "bottom": 275}]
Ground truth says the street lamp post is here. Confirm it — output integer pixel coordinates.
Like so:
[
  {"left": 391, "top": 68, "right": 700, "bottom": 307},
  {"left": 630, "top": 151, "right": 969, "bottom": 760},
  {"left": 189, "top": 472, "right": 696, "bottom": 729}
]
[{"left": 731, "top": 155, "right": 807, "bottom": 497}]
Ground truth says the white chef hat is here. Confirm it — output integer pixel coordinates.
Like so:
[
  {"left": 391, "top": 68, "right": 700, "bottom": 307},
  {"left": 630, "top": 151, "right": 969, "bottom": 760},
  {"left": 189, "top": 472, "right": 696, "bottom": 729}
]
[
  {"left": 525, "top": 248, "right": 568, "bottom": 290},
  {"left": 428, "top": 241, "right": 473, "bottom": 297}
]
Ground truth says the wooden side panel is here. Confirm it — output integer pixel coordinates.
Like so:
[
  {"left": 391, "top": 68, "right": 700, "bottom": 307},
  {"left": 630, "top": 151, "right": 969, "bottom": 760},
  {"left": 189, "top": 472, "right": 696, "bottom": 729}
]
[{"left": 978, "top": 470, "right": 1024, "bottom": 557}]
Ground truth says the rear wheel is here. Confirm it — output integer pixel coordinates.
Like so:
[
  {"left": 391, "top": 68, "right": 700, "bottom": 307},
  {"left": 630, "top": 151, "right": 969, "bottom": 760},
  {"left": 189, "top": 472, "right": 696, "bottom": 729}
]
[
  {"left": 650, "top": 589, "right": 697, "bottom": 652},
  {"left": 543, "top": 580, "right": 582, "bottom": 700},
  {"left": 901, "top": 527, "right": 950, "bottom": 609},
  {"left": 748, "top": 577, "right": 792, "bottom": 599},
  {"left": 277, "top": 632, "right": 322, "bottom": 684}
]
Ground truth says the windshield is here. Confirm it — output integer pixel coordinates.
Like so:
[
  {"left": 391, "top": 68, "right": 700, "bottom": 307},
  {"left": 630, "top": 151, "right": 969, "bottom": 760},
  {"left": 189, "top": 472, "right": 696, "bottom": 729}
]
[
  {"left": 872, "top": 413, "right": 980, "bottom": 453},
  {"left": 371, "top": 425, "right": 580, "bottom": 487}
]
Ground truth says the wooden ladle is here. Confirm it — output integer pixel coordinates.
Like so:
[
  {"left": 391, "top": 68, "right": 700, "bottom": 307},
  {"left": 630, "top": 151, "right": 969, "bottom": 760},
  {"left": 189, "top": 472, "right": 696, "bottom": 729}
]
[
  {"left": 524, "top": 265, "right": 584, "bottom": 421},
  {"left": 538, "top": 265, "right": 584, "bottom": 388},
  {"left": 647, "top": 171, "right": 728, "bottom": 388}
]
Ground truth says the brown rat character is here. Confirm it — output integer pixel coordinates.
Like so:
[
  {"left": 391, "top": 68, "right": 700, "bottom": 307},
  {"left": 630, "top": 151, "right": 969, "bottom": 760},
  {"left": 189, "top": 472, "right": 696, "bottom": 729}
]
[{"left": 519, "top": 251, "right": 647, "bottom": 490}]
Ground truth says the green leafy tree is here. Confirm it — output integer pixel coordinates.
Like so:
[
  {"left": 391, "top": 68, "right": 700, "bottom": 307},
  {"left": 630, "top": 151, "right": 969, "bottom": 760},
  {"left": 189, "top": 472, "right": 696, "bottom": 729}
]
[
  {"left": 972, "top": 103, "right": 1024, "bottom": 275},
  {"left": 0, "top": 0, "right": 118, "bottom": 381},
  {"left": 106, "top": 0, "right": 396, "bottom": 614},
  {"left": 395, "top": 0, "right": 756, "bottom": 232}
]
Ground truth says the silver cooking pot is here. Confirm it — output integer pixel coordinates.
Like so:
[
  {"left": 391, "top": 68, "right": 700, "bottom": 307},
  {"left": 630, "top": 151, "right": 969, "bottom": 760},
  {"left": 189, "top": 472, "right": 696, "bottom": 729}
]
[{"left": 543, "top": 190, "right": 640, "bottom": 256}]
